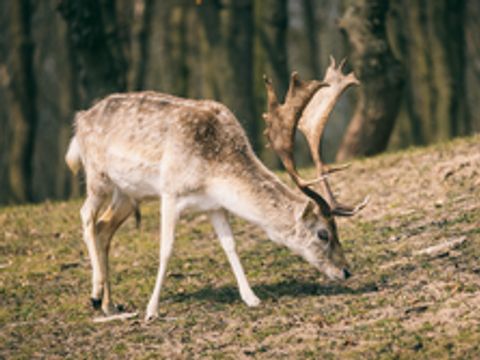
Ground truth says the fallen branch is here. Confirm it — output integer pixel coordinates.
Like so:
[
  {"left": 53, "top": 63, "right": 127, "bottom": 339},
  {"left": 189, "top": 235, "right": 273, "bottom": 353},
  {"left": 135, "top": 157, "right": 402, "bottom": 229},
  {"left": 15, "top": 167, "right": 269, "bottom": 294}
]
[
  {"left": 93, "top": 312, "right": 138, "bottom": 323},
  {"left": 414, "top": 236, "right": 467, "bottom": 257}
]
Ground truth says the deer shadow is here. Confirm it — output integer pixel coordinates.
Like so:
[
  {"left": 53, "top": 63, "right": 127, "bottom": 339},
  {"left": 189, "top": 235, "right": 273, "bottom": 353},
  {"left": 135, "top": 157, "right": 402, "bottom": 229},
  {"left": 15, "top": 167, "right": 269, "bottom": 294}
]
[{"left": 169, "top": 278, "right": 379, "bottom": 305}]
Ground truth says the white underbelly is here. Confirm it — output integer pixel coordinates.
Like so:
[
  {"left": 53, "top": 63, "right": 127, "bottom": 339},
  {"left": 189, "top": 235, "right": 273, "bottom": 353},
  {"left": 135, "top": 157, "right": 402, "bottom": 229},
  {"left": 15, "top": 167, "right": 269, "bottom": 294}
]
[
  {"left": 107, "top": 165, "right": 221, "bottom": 214},
  {"left": 176, "top": 193, "right": 221, "bottom": 214},
  {"left": 110, "top": 170, "right": 160, "bottom": 199},
  {"left": 105, "top": 146, "right": 163, "bottom": 199}
]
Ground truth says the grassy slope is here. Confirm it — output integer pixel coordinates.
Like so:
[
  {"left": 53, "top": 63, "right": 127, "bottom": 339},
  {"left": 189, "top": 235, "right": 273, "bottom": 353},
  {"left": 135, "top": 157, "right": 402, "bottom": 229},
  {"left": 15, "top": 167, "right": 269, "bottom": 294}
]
[{"left": 1, "top": 136, "right": 479, "bottom": 359}]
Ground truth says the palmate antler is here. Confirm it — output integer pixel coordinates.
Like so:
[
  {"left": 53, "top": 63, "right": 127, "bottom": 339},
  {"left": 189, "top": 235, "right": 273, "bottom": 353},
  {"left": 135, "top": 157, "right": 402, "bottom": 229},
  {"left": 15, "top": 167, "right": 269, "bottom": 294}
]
[
  {"left": 262, "top": 72, "right": 328, "bottom": 188},
  {"left": 263, "top": 72, "right": 335, "bottom": 216},
  {"left": 299, "top": 56, "right": 369, "bottom": 216},
  {"left": 263, "top": 56, "right": 369, "bottom": 217}
]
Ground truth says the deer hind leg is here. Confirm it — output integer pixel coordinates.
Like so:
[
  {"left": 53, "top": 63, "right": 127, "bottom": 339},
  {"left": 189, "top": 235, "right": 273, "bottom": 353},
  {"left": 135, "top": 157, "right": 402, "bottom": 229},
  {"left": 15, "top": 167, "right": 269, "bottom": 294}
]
[
  {"left": 145, "top": 193, "right": 177, "bottom": 321},
  {"left": 95, "top": 189, "right": 135, "bottom": 315},
  {"left": 80, "top": 191, "right": 107, "bottom": 309},
  {"left": 209, "top": 210, "right": 260, "bottom": 307}
]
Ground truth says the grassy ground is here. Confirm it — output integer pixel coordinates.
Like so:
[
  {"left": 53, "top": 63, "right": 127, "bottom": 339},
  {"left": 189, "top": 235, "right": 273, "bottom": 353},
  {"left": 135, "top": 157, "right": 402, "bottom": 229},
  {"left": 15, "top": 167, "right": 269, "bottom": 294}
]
[{"left": 1, "top": 136, "right": 479, "bottom": 359}]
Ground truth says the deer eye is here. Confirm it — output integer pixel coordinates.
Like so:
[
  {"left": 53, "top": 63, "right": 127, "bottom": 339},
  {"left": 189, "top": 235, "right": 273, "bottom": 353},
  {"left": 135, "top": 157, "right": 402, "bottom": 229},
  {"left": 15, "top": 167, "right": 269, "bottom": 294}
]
[{"left": 317, "top": 229, "right": 329, "bottom": 242}]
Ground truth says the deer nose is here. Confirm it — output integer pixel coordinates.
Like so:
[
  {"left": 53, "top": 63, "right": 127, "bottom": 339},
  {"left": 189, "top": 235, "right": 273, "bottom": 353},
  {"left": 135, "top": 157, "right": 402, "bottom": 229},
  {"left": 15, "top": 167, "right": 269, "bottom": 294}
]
[{"left": 343, "top": 268, "right": 351, "bottom": 279}]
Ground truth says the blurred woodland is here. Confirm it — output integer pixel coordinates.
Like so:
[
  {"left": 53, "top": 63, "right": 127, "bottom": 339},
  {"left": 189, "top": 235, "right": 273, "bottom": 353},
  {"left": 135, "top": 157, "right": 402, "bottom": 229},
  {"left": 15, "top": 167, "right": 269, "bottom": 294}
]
[{"left": 0, "top": 0, "right": 478, "bottom": 204}]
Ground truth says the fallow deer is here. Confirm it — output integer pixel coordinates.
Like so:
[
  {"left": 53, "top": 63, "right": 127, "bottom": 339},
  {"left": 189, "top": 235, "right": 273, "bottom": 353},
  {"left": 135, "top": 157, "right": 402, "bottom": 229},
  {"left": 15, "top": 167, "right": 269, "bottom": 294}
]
[{"left": 66, "top": 57, "right": 367, "bottom": 321}]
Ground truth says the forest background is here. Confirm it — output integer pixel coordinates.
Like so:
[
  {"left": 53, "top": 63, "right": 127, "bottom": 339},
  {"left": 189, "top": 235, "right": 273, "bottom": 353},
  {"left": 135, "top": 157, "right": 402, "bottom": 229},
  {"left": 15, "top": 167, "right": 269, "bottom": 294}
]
[{"left": 0, "top": 0, "right": 477, "bottom": 204}]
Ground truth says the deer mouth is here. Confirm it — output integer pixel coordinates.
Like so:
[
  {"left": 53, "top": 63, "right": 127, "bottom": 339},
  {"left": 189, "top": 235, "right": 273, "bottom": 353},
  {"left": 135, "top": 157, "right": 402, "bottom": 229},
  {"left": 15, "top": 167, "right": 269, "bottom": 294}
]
[{"left": 323, "top": 265, "right": 351, "bottom": 281}]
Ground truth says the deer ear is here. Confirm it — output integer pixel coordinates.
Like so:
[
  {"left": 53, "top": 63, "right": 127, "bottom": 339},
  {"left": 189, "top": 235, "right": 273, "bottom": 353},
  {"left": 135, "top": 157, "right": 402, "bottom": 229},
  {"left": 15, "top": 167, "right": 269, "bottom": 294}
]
[{"left": 296, "top": 200, "right": 316, "bottom": 222}]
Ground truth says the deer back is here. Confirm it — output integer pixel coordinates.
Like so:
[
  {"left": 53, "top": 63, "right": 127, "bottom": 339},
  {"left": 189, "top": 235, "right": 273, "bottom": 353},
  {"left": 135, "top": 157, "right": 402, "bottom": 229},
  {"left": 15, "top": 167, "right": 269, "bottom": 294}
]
[{"left": 74, "top": 92, "right": 257, "bottom": 198}]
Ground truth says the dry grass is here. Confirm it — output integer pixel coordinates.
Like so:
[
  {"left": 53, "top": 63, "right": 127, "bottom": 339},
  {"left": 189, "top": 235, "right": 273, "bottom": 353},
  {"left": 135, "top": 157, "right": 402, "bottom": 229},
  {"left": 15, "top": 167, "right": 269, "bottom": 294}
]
[{"left": 1, "top": 135, "right": 479, "bottom": 359}]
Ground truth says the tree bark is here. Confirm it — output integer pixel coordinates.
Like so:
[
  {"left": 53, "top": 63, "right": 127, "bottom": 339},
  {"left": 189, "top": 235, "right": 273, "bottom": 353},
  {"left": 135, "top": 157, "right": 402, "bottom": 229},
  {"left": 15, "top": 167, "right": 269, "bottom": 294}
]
[
  {"left": 336, "top": 0, "right": 404, "bottom": 161},
  {"left": 465, "top": 0, "right": 480, "bottom": 132},
  {"left": 0, "top": 0, "right": 36, "bottom": 203},
  {"left": 30, "top": 0, "right": 79, "bottom": 201},
  {"left": 58, "top": 0, "right": 128, "bottom": 107},
  {"left": 302, "top": 0, "right": 321, "bottom": 79},
  {"left": 256, "top": 0, "right": 289, "bottom": 100},
  {"left": 388, "top": 0, "right": 468, "bottom": 147},
  {"left": 128, "top": 0, "right": 153, "bottom": 90},
  {"left": 197, "top": 0, "right": 258, "bottom": 149},
  {"left": 141, "top": 1, "right": 189, "bottom": 96}
]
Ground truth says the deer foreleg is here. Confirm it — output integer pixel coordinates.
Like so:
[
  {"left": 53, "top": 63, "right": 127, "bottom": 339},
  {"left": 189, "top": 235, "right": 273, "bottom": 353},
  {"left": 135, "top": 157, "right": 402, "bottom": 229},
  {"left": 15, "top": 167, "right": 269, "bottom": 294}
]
[
  {"left": 210, "top": 210, "right": 260, "bottom": 307},
  {"left": 145, "top": 194, "right": 177, "bottom": 321}
]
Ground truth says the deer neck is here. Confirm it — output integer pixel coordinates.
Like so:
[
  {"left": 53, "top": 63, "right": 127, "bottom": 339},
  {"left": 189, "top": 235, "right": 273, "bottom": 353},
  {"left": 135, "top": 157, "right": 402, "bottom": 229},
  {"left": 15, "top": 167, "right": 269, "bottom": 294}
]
[{"left": 211, "top": 157, "right": 305, "bottom": 246}]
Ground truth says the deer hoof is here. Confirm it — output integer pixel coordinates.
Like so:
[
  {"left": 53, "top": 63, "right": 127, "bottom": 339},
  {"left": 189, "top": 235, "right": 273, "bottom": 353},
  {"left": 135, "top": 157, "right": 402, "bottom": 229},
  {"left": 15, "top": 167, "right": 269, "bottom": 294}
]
[
  {"left": 144, "top": 312, "right": 158, "bottom": 323},
  {"left": 91, "top": 298, "right": 102, "bottom": 310},
  {"left": 243, "top": 294, "right": 261, "bottom": 307}
]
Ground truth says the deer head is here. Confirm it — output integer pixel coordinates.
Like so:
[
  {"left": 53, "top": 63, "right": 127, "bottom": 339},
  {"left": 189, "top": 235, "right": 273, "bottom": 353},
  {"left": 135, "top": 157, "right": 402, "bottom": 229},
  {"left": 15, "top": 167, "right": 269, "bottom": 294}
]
[{"left": 263, "top": 58, "right": 368, "bottom": 280}]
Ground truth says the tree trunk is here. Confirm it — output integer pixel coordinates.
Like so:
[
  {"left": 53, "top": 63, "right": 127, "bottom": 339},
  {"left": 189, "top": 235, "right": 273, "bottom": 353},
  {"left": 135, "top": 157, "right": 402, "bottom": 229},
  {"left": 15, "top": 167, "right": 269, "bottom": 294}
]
[
  {"left": 388, "top": 0, "right": 468, "bottom": 147},
  {"left": 141, "top": 1, "right": 189, "bottom": 96},
  {"left": 302, "top": 0, "right": 321, "bottom": 79},
  {"left": 256, "top": 0, "right": 289, "bottom": 99},
  {"left": 465, "top": 0, "right": 480, "bottom": 132},
  {"left": 30, "top": 0, "right": 79, "bottom": 201},
  {"left": 58, "top": 0, "right": 128, "bottom": 107},
  {"left": 197, "top": 0, "right": 258, "bottom": 149},
  {"left": 128, "top": 0, "right": 153, "bottom": 91},
  {"left": 0, "top": 0, "right": 36, "bottom": 203},
  {"left": 336, "top": 0, "right": 404, "bottom": 161}
]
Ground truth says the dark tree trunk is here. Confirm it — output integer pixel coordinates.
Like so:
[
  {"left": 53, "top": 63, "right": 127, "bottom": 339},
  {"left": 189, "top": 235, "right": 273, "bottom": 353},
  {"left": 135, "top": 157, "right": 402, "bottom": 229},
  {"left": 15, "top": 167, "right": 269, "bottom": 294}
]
[
  {"left": 336, "top": 0, "right": 404, "bottom": 161},
  {"left": 58, "top": 0, "right": 128, "bottom": 107},
  {"left": 30, "top": 0, "right": 79, "bottom": 201},
  {"left": 388, "top": 0, "right": 468, "bottom": 147},
  {"left": 465, "top": 0, "right": 480, "bottom": 132},
  {"left": 256, "top": 0, "right": 289, "bottom": 99},
  {"left": 129, "top": 0, "right": 153, "bottom": 91},
  {"left": 197, "top": 0, "right": 258, "bottom": 149},
  {"left": 115, "top": 0, "right": 134, "bottom": 61},
  {"left": 0, "top": 0, "right": 36, "bottom": 203},
  {"left": 302, "top": 0, "right": 321, "bottom": 79},
  {"left": 141, "top": 1, "right": 189, "bottom": 96}
]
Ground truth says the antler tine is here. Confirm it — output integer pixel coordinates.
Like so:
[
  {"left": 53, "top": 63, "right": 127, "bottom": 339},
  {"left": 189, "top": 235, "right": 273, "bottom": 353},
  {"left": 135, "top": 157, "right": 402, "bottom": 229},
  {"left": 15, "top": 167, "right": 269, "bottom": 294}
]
[
  {"left": 263, "top": 74, "right": 279, "bottom": 112},
  {"left": 329, "top": 55, "right": 336, "bottom": 68},
  {"left": 262, "top": 73, "right": 328, "bottom": 189},
  {"left": 331, "top": 195, "right": 370, "bottom": 217},
  {"left": 323, "top": 162, "right": 351, "bottom": 174},
  {"left": 285, "top": 71, "right": 301, "bottom": 101}
]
